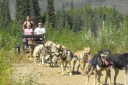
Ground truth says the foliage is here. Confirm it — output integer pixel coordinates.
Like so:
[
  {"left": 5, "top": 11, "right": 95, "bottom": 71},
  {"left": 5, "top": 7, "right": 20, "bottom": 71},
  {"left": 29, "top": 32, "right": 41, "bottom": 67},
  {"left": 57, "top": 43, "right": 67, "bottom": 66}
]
[
  {"left": 0, "top": 21, "right": 21, "bottom": 85},
  {"left": 0, "top": 0, "right": 10, "bottom": 28},
  {"left": 0, "top": 21, "right": 21, "bottom": 50},
  {"left": 46, "top": 25, "right": 128, "bottom": 54},
  {"left": 29, "top": 0, "right": 40, "bottom": 26},
  {"left": 15, "top": 0, "right": 27, "bottom": 23},
  {"left": 54, "top": 5, "right": 124, "bottom": 34},
  {"left": 1, "top": 2, "right": 128, "bottom": 85},
  {"left": 46, "top": 0, "right": 55, "bottom": 28},
  {"left": 16, "top": 0, "right": 40, "bottom": 25},
  {"left": 0, "top": 49, "right": 17, "bottom": 85}
]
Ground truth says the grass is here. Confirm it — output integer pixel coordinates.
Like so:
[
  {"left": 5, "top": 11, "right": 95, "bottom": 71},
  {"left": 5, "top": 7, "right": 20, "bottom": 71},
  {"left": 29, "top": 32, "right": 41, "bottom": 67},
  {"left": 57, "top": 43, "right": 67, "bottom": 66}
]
[
  {"left": 0, "top": 21, "right": 128, "bottom": 84},
  {"left": 46, "top": 25, "right": 128, "bottom": 54},
  {"left": 0, "top": 49, "right": 17, "bottom": 85}
]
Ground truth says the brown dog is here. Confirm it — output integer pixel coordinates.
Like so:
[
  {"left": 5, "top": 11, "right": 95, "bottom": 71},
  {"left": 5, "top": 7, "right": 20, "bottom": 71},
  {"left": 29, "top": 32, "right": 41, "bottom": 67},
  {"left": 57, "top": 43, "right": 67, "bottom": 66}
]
[
  {"left": 28, "top": 39, "right": 34, "bottom": 60},
  {"left": 72, "top": 47, "right": 92, "bottom": 74}
]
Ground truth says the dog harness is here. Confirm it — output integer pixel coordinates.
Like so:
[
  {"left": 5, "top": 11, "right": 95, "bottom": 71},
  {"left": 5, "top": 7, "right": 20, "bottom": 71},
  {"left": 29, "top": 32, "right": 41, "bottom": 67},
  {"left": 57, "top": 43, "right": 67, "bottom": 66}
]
[
  {"left": 62, "top": 50, "right": 69, "bottom": 61},
  {"left": 50, "top": 43, "right": 54, "bottom": 48},
  {"left": 77, "top": 52, "right": 89, "bottom": 62}
]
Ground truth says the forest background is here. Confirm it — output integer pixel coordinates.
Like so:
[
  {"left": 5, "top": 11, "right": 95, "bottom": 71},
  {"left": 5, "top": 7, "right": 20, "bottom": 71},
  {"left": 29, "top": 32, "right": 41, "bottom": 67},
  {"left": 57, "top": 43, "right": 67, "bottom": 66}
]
[{"left": 0, "top": 0, "right": 128, "bottom": 84}]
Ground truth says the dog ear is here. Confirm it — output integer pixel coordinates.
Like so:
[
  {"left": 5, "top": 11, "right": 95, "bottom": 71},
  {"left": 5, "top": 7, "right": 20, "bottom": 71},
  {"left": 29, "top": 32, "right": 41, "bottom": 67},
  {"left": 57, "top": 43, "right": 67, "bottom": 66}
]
[
  {"left": 56, "top": 44, "right": 60, "bottom": 48},
  {"left": 98, "top": 50, "right": 102, "bottom": 54},
  {"left": 84, "top": 47, "right": 90, "bottom": 51}
]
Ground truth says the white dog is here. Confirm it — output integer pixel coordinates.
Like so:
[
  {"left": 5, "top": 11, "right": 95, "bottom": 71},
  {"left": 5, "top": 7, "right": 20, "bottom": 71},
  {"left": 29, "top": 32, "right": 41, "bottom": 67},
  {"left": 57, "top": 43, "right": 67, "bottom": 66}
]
[
  {"left": 40, "top": 47, "right": 51, "bottom": 66},
  {"left": 45, "top": 41, "right": 59, "bottom": 52},
  {"left": 33, "top": 45, "right": 44, "bottom": 63}
]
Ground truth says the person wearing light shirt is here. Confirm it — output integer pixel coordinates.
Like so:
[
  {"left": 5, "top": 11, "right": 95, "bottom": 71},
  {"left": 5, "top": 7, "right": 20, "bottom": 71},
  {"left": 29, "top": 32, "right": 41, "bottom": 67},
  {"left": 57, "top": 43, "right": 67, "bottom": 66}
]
[
  {"left": 23, "top": 24, "right": 33, "bottom": 43},
  {"left": 23, "top": 24, "right": 33, "bottom": 52},
  {"left": 34, "top": 22, "right": 46, "bottom": 35},
  {"left": 24, "top": 24, "right": 33, "bottom": 35},
  {"left": 34, "top": 21, "right": 46, "bottom": 43}
]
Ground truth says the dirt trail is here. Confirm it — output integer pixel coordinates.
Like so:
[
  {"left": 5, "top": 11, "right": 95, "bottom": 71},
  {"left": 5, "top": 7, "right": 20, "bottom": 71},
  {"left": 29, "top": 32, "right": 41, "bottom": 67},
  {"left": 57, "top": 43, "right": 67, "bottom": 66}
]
[{"left": 13, "top": 53, "right": 125, "bottom": 85}]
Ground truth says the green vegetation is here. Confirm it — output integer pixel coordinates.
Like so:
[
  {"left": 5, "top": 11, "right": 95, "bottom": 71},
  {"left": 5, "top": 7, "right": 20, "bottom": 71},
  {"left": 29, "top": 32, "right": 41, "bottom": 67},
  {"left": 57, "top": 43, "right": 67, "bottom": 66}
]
[
  {"left": 46, "top": 25, "right": 128, "bottom": 54},
  {"left": 16, "top": 0, "right": 40, "bottom": 25},
  {"left": 0, "top": 1, "right": 128, "bottom": 84},
  {"left": 48, "top": 5, "right": 128, "bottom": 54},
  {"left": 46, "top": 0, "right": 55, "bottom": 28},
  {"left": 0, "top": 0, "right": 10, "bottom": 28},
  {"left": 0, "top": 21, "right": 21, "bottom": 85}
]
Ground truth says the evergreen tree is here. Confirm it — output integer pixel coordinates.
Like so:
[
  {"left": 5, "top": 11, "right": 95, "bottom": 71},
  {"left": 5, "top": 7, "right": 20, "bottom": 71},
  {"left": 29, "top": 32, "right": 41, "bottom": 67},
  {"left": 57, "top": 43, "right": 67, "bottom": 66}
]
[
  {"left": 71, "top": 0, "right": 74, "bottom": 9},
  {"left": 55, "top": 3, "right": 65, "bottom": 29},
  {"left": 47, "top": 0, "right": 55, "bottom": 28},
  {"left": 62, "top": 2, "right": 66, "bottom": 28},
  {"left": 0, "top": 0, "right": 4, "bottom": 27},
  {"left": 4, "top": 0, "right": 10, "bottom": 22},
  {"left": 55, "top": 2, "right": 65, "bottom": 29},
  {"left": 0, "top": 0, "right": 10, "bottom": 28},
  {"left": 33, "top": 0, "right": 40, "bottom": 24},
  {"left": 29, "top": 0, "right": 40, "bottom": 26},
  {"left": 28, "top": 0, "right": 36, "bottom": 24},
  {"left": 15, "top": 0, "right": 28, "bottom": 24},
  {"left": 16, "top": 0, "right": 40, "bottom": 25}
]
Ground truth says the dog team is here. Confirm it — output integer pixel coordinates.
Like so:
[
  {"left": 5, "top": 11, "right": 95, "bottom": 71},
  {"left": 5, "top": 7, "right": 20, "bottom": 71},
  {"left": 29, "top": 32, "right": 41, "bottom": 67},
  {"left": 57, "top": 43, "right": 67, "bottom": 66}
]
[{"left": 27, "top": 40, "right": 128, "bottom": 85}]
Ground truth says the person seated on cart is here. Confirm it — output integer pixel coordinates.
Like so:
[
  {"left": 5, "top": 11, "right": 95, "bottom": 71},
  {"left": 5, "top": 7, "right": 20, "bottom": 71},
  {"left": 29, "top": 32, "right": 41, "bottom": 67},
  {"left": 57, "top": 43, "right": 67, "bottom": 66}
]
[
  {"left": 34, "top": 21, "right": 46, "bottom": 43},
  {"left": 24, "top": 24, "right": 33, "bottom": 35},
  {"left": 23, "top": 24, "right": 33, "bottom": 52},
  {"left": 34, "top": 21, "right": 45, "bottom": 35}
]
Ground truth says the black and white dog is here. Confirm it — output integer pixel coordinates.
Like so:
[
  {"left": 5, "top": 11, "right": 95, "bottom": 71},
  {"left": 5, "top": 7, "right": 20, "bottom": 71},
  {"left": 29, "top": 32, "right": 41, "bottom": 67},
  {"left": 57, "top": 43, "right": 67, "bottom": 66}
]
[
  {"left": 110, "top": 53, "right": 128, "bottom": 85},
  {"left": 86, "top": 48, "right": 112, "bottom": 85}
]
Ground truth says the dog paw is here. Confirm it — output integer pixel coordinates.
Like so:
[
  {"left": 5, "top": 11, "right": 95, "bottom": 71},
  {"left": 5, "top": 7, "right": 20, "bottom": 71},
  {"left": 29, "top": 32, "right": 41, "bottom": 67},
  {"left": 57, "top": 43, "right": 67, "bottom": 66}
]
[
  {"left": 57, "top": 71, "right": 60, "bottom": 73},
  {"left": 70, "top": 72, "right": 72, "bottom": 76},
  {"left": 86, "top": 82, "right": 89, "bottom": 85},
  {"left": 98, "top": 82, "right": 102, "bottom": 85},
  {"left": 61, "top": 72, "right": 65, "bottom": 76}
]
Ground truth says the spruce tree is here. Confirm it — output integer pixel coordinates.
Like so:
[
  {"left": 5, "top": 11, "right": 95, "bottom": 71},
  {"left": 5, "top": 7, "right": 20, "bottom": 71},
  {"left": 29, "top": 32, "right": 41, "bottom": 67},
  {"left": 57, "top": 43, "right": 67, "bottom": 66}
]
[
  {"left": 71, "top": 0, "right": 74, "bottom": 9},
  {"left": 16, "top": 0, "right": 28, "bottom": 24},
  {"left": 62, "top": 2, "right": 65, "bottom": 28},
  {"left": 55, "top": 3, "right": 65, "bottom": 29},
  {"left": 0, "top": 0, "right": 10, "bottom": 28},
  {"left": 16, "top": 0, "right": 40, "bottom": 25},
  {"left": 5, "top": 0, "right": 10, "bottom": 20},
  {"left": 28, "top": 0, "right": 36, "bottom": 24},
  {"left": 33, "top": 0, "right": 40, "bottom": 23},
  {"left": 0, "top": 0, "right": 4, "bottom": 27},
  {"left": 29, "top": 0, "right": 40, "bottom": 26},
  {"left": 47, "top": 0, "right": 55, "bottom": 28}
]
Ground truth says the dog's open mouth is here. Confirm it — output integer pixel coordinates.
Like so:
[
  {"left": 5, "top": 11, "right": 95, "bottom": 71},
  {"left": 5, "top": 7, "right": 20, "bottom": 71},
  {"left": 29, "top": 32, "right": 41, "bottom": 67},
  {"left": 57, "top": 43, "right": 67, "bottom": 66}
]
[
  {"left": 104, "top": 59, "right": 109, "bottom": 65},
  {"left": 101, "top": 53, "right": 111, "bottom": 65}
]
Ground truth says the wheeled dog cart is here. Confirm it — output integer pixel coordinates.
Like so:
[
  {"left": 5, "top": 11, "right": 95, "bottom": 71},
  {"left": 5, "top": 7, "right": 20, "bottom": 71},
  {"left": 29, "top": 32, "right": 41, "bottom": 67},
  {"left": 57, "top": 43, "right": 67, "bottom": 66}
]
[{"left": 22, "top": 34, "right": 45, "bottom": 53}]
